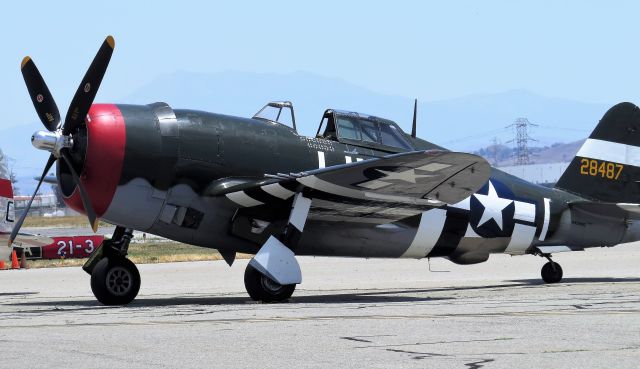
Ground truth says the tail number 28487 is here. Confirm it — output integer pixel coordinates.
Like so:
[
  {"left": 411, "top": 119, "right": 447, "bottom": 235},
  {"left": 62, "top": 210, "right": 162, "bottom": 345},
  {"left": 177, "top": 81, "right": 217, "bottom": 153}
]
[{"left": 579, "top": 158, "right": 623, "bottom": 180}]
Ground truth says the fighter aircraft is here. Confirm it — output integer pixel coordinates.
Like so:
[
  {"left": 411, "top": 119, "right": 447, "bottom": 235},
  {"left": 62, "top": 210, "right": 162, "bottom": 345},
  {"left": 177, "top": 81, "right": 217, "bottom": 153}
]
[
  {"left": 10, "top": 36, "right": 640, "bottom": 305},
  {"left": 0, "top": 178, "right": 53, "bottom": 263}
]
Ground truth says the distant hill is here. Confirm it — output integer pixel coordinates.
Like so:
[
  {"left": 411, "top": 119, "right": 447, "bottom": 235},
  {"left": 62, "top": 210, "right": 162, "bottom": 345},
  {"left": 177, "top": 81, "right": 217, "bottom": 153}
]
[
  {"left": 122, "top": 71, "right": 609, "bottom": 150},
  {"left": 1, "top": 70, "right": 610, "bottom": 194},
  {"left": 475, "top": 140, "right": 584, "bottom": 166}
]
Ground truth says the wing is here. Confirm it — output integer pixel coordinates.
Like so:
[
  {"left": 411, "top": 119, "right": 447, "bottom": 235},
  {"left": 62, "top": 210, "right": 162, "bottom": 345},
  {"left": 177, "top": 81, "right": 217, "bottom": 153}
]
[{"left": 216, "top": 150, "right": 490, "bottom": 223}]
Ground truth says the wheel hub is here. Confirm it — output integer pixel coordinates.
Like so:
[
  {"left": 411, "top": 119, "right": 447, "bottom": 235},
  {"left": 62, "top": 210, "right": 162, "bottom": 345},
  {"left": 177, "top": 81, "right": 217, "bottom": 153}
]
[
  {"left": 261, "top": 275, "right": 284, "bottom": 294},
  {"left": 106, "top": 266, "right": 133, "bottom": 296}
]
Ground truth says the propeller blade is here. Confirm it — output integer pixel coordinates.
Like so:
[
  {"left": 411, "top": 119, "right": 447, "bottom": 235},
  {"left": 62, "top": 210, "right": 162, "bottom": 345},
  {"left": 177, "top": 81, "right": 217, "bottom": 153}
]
[
  {"left": 63, "top": 35, "right": 115, "bottom": 135},
  {"left": 20, "top": 57, "right": 61, "bottom": 131},
  {"left": 60, "top": 150, "right": 99, "bottom": 232},
  {"left": 8, "top": 155, "right": 57, "bottom": 246}
]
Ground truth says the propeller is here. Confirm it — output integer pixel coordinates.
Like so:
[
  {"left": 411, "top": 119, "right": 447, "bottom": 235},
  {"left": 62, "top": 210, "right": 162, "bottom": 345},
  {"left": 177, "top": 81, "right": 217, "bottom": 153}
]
[{"left": 9, "top": 36, "right": 115, "bottom": 246}]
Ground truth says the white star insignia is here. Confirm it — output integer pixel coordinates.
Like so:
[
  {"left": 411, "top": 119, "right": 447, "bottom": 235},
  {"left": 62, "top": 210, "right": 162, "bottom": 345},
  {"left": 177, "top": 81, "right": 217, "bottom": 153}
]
[
  {"left": 375, "top": 168, "right": 433, "bottom": 183},
  {"left": 473, "top": 181, "right": 513, "bottom": 230}
]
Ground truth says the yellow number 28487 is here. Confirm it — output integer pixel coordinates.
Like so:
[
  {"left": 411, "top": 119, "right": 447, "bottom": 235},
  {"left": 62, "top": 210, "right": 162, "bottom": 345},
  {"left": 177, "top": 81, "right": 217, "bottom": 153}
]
[{"left": 579, "top": 158, "right": 623, "bottom": 180}]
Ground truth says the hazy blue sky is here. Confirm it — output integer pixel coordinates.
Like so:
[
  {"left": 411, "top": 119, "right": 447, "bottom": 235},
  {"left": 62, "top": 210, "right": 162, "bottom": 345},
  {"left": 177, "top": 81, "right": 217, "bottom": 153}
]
[{"left": 2, "top": 0, "right": 639, "bottom": 126}]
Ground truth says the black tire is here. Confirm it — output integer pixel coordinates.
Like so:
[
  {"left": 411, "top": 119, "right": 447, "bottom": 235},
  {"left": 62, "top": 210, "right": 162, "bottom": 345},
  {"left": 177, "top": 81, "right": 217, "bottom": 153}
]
[
  {"left": 244, "top": 264, "right": 295, "bottom": 303},
  {"left": 91, "top": 256, "right": 141, "bottom": 305},
  {"left": 541, "top": 261, "right": 563, "bottom": 283}
]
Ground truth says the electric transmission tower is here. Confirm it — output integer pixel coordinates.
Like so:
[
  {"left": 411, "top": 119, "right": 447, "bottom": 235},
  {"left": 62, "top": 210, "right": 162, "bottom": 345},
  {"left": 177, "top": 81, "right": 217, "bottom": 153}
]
[
  {"left": 506, "top": 118, "right": 538, "bottom": 165},
  {"left": 490, "top": 137, "right": 500, "bottom": 166}
]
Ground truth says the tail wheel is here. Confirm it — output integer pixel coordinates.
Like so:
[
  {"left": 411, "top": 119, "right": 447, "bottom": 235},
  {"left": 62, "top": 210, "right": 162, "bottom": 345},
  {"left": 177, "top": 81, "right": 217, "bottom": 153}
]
[
  {"left": 91, "top": 256, "right": 140, "bottom": 305},
  {"left": 244, "top": 264, "right": 295, "bottom": 302},
  {"left": 541, "top": 261, "right": 563, "bottom": 283}
]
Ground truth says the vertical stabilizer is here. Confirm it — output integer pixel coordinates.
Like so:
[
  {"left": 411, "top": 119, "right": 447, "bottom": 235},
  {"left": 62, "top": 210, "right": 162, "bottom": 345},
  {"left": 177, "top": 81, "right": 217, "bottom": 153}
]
[{"left": 556, "top": 102, "right": 640, "bottom": 202}]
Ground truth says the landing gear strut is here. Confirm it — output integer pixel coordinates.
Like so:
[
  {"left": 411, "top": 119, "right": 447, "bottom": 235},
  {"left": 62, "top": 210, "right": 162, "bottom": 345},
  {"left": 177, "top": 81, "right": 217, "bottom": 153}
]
[
  {"left": 245, "top": 193, "right": 310, "bottom": 303},
  {"left": 83, "top": 227, "right": 141, "bottom": 305},
  {"left": 540, "top": 254, "right": 563, "bottom": 284}
]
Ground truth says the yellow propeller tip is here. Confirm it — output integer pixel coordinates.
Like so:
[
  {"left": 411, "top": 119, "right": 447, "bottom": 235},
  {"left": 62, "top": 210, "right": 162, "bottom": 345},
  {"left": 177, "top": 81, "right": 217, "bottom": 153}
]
[
  {"left": 20, "top": 56, "right": 31, "bottom": 69},
  {"left": 7, "top": 239, "right": 13, "bottom": 247},
  {"left": 91, "top": 220, "right": 99, "bottom": 233},
  {"left": 106, "top": 35, "right": 115, "bottom": 49}
]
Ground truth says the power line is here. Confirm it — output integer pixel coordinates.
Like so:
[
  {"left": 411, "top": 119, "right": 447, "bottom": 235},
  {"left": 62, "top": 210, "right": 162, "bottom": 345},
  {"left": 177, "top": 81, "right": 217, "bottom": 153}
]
[{"left": 442, "top": 127, "right": 509, "bottom": 144}]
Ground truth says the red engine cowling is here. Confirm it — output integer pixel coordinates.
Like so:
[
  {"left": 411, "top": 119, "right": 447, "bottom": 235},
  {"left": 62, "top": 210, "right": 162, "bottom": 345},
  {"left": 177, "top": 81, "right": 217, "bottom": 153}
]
[{"left": 60, "top": 104, "right": 126, "bottom": 218}]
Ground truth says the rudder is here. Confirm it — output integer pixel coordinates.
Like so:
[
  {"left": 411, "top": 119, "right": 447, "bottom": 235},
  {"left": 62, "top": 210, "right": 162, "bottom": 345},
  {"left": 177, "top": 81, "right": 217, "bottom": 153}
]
[{"left": 556, "top": 102, "right": 640, "bottom": 202}]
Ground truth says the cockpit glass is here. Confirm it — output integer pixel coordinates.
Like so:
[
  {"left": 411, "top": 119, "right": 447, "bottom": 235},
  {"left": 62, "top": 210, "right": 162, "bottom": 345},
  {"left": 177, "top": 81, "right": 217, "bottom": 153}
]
[
  {"left": 360, "top": 120, "right": 379, "bottom": 143},
  {"left": 254, "top": 105, "right": 280, "bottom": 122},
  {"left": 336, "top": 118, "right": 361, "bottom": 140},
  {"left": 380, "top": 124, "right": 412, "bottom": 149},
  {"left": 330, "top": 112, "right": 413, "bottom": 150}
]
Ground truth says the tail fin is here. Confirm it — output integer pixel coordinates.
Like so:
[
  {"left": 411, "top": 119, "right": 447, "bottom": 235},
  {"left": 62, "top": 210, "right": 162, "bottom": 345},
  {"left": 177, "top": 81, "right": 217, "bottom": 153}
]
[
  {"left": 0, "top": 178, "right": 14, "bottom": 233},
  {"left": 556, "top": 102, "right": 640, "bottom": 202}
]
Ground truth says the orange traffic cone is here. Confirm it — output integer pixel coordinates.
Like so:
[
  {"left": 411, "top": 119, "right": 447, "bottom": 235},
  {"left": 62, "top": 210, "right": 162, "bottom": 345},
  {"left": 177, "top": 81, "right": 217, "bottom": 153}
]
[
  {"left": 11, "top": 250, "right": 19, "bottom": 269},
  {"left": 0, "top": 259, "right": 5, "bottom": 269},
  {"left": 19, "top": 252, "right": 27, "bottom": 269}
]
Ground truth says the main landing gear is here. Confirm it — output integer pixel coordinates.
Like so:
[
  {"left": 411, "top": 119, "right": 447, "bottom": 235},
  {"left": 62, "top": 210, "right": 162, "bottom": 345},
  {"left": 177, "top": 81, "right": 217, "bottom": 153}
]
[
  {"left": 540, "top": 254, "right": 563, "bottom": 284},
  {"left": 244, "top": 264, "right": 296, "bottom": 302},
  {"left": 83, "top": 227, "right": 141, "bottom": 305},
  {"left": 244, "top": 193, "right": 310, "bottom": 303}
]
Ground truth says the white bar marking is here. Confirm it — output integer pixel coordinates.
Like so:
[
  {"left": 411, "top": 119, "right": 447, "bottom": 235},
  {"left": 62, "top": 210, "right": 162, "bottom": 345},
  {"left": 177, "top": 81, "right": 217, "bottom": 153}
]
[
  {"left": 262, "top": 183, "right": 295, "bottom": 200},
  {"left": 317, "top": 151, "right": 326, "bottom": 168},
  {"left": 539, "top": 198, "right": 551, "bottom": 241},
  {"left": 513, "top": 201, "right": 536, "bottom": 222},
  {"left": 345, "top": 156, "right": 352, "bottom": 163},
  {"left": 225, "top": 192, "right": 263, "bottom": 207},
  {"left": 504, "top": 223, "right": 537, "bottom": 255},
  {"left": 576, "top": 138, "right": 640, "bottom": 166},
  {"left": 401, "top": 209, "right": 447, "bottom": 258},
  {"left": 464, "top": 224, "right": 481, "bottom": 238},
  {"left": 356, "top": 158, "right": 364, "bottom": 162}
]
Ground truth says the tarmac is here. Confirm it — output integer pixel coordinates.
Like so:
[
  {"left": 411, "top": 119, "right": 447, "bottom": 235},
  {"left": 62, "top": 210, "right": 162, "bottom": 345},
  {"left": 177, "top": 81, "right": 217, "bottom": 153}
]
[{"left": 0, "top": 243, "right": 639, "bottom": 368}]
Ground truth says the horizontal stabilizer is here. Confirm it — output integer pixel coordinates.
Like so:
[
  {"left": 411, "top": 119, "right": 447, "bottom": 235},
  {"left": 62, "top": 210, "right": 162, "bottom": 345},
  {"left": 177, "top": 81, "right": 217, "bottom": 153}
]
[{"left": 568, "top": 201, "right": 640, "bottom": 220}]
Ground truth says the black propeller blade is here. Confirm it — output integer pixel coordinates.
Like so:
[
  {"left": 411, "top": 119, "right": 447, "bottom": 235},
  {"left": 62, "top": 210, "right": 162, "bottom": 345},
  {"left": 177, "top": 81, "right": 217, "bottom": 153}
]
[
  {"left": 10, "top": 35, "right": 115, "bottom": 246},
  {"left": 21, "top": 57, "right": 61, "bottom": 132},
  {"left": 60, "top": 150, "right": 99, "bottom": 232},
  {"left": 63, "top": 36, "right": 115, "bottom": 135},
  {"left": 8, "top": 155, "right": 57, "bottom": 246}
]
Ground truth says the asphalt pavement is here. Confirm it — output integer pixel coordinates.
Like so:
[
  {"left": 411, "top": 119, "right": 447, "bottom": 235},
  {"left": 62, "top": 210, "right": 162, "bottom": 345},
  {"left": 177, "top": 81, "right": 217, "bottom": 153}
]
[{"left": 0, "top": 243, "right": 639, "bottom": 368}]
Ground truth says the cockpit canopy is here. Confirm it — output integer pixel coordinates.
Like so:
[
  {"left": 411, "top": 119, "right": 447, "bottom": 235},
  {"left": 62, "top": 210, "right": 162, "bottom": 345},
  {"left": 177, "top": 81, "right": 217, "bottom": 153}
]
[
  {"left": 317, "top": 109, "right": 413, "bottom": 151},
  {"left": 252, "top": 101, "right": 297, "bottom": 131}
]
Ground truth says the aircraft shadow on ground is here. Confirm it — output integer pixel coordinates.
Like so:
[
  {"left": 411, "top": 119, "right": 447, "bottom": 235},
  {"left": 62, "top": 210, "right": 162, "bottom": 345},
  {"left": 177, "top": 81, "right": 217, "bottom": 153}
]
[
  {"left": 0, "top": 292, "right": 39, "bottom": 297},
  {"left": 10, "top": 278, "right": 639, "bottom": 309},
  {"left": 508, "top": 277, "right": 640, "bottom": 285},
  {"left": 8, "top": 282, "right": 537, "bottom": 308}
]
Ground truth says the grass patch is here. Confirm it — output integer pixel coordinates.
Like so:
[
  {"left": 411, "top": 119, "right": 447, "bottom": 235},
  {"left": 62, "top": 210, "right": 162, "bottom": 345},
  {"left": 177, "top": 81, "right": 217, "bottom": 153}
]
[
  {"left": 23, "top": 215, "right": 110, "bottom": 228},
  {"left": 20, "top": 216, "right": 252, "bottom": 268},
  {"left": 24, "top": 241, "right": 251, "bottom": 269}
]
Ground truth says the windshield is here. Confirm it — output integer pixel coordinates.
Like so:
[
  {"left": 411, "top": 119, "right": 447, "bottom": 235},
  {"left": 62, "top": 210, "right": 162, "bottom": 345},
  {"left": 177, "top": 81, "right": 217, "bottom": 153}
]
[
  {"left": 334, "top": 115, "right": 412, "bottom": 150},
  {"left": 336, "top": 117, "right": 360, "bottom": 140}
]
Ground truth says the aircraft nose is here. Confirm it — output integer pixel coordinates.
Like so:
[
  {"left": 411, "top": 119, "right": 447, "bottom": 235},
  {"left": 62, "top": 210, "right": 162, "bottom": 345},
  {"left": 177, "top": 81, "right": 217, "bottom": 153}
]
[{"left": 59, "top": 104, "right": 126, "bottom": 217}]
